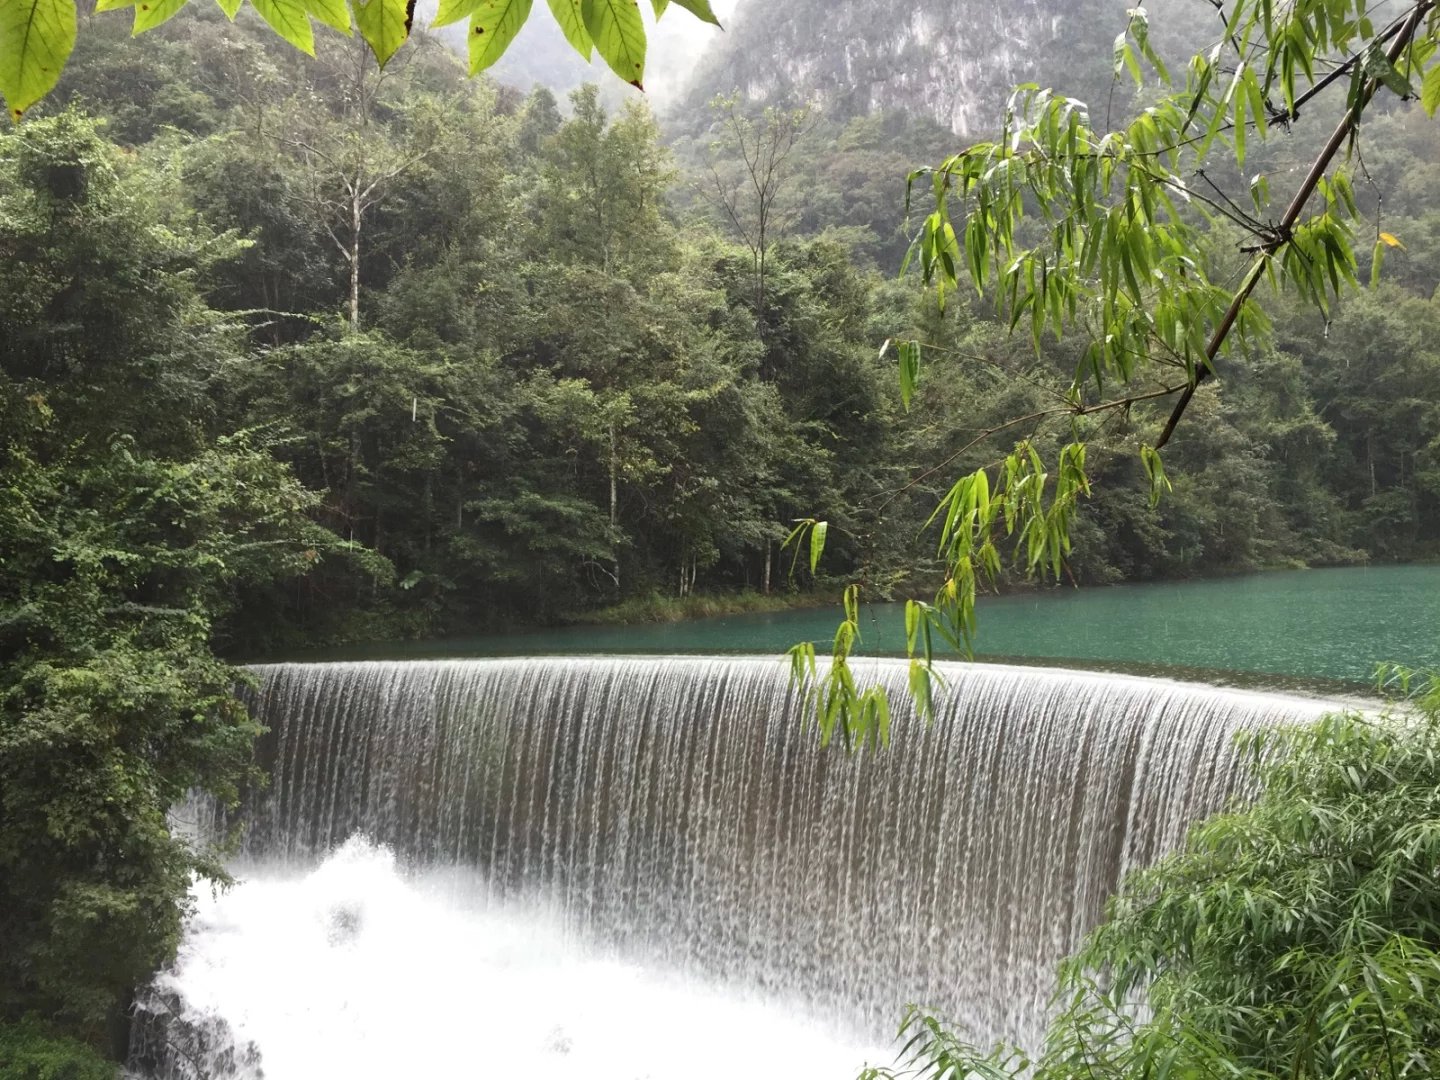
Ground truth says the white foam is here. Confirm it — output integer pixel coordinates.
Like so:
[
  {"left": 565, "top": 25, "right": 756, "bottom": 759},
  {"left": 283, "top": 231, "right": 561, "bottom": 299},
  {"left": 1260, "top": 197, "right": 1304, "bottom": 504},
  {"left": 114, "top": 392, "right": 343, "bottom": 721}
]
[{"left": 150, "top": 836, "right": 884, "bottom": 1080}]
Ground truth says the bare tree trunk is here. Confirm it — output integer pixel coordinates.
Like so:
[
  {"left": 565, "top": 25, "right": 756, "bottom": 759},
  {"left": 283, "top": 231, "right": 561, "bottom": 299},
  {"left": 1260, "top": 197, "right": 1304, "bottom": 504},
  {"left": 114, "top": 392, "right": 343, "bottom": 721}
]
[
  {"left": 609, "top": 421, "right": 621, "bottom": 595},
  {"left": 763, "top": 542, "right": 772, "bottom": 595},
  {"left": 348, "top": 188, "right": 362, "bottom": 333}
]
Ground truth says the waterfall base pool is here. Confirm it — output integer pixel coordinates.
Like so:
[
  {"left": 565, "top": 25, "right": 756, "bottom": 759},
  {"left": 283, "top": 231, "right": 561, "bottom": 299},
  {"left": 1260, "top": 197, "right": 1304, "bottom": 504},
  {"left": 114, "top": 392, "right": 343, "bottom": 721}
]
[{"left": 132, "top": 837, "right": 881, "bottom": 1080}]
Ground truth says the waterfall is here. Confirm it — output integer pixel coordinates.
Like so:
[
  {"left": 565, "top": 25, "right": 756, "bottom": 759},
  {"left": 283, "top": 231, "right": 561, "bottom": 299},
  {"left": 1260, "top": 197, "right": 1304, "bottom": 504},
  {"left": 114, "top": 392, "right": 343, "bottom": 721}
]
[{"left": 176, "top": 656, "right": 1324, "bottom": 1059}]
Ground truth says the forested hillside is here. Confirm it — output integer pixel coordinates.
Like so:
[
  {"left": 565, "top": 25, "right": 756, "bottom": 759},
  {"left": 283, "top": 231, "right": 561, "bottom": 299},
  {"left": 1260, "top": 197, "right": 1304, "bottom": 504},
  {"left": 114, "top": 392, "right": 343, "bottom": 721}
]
[{"left": 6, "top": 4, "right": 1438, "bottom": 657}]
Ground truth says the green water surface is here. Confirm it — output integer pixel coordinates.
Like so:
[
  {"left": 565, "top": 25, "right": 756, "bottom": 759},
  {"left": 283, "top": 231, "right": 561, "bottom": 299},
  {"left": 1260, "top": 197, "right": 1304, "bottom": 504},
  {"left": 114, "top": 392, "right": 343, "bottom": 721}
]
[{"left": 301, "top": 565, "right": 1438, "bottom": 687}]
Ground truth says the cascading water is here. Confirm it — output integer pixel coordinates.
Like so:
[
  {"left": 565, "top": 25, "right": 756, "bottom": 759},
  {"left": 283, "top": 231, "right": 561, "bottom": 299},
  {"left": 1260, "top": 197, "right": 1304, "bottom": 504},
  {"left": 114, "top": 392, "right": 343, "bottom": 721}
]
[{"left": 133, "top": 657, "right": 1328, "bottom": 1079}]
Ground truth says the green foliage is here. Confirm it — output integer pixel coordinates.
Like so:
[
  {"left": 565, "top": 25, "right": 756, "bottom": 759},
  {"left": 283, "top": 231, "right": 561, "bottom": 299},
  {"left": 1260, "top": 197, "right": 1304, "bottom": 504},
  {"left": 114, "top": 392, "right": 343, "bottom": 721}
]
[
  {"left": 0, "top": 1020, "right": 115, "bottom": 1080},
  {"left": 573, "top": 587, "right": 826, "bottom": 626},
  {"left": 862, "top": 675, "right": 1440, "bottom": 1079},
  {"left": 795, "top": 0, "right": 1440, "bottom": 741},
  {"left": 0, "top": 112, "right": 325, "bottom": 1038},
  {"left": 42, "top": 6, "right": 1423, "bottom": 643},
  {"left": 0, "top": 0, "right": 717, "bottom": 119}
]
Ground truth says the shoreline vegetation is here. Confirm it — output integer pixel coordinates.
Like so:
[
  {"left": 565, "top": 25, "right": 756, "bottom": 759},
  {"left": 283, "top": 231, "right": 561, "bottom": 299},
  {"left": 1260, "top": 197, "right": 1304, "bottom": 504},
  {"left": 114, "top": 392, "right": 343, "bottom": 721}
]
[
  {"left": 557, "top": 552, "right": 1390, "bottom": 632},
  {"left": 565, "top": 588, "right": 844, "bottom": 626}
]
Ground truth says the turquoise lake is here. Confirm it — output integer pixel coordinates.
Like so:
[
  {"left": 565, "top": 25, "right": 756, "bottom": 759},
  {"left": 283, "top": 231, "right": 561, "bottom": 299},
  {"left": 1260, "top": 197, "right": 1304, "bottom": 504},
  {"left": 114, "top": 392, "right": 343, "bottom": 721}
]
[{"left": 300, "top": 565, "right": 1439, "bottom": 688}]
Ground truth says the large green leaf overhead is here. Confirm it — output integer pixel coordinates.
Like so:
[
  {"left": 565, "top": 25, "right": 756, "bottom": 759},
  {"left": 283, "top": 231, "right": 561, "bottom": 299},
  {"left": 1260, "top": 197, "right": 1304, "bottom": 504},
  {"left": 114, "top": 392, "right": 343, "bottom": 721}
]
[
  {"left": 546, "top": 0, "right": 592, "bottom": 58},
  {"left": 0, "top": 0, "right": 719, "bottom": 115},
  {"left": 667, "top": 0, "right": 718, "bottom": 23},
  {"left": 306, "top": 0, "right": 353, "bottom": 35},
  {"left": 352, "top": 0, "right": 414, "bottom": 66},
  {"left": 0, "top": 0, "right": 75, "bottom": 120},
  {"left": 251, "top": 0, "right": 316, "bottom": 54},
  {"left": 580, "top": 0, "right": 645, "bottom": 89},
  {"left": 132, "top": 0, "right": 190, "bottom": 33},
  {"left": 465, "top": 0, "right": 532, "bottom": 73}
]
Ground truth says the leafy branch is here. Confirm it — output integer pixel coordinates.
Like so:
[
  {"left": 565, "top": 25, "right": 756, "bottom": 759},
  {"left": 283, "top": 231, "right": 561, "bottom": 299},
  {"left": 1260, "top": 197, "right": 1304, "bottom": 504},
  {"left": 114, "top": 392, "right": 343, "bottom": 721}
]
[
  {"left": 0, "top": 0, "right": 722, "bottom": 121},
  {"left": 791, "top": 0, "right": 1440, "bottom": 747}
]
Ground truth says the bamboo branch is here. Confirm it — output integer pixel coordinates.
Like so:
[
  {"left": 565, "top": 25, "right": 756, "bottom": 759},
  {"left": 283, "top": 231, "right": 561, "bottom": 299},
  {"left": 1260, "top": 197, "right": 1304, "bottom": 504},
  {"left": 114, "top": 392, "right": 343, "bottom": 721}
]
[{"left": 1154, "top": 0, "right": 1434, "bottom": 450}]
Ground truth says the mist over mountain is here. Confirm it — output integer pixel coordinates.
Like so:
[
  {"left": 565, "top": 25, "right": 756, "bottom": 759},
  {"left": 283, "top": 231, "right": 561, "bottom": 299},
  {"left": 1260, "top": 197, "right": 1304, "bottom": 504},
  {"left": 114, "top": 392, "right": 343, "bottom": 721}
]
[
  {"left": 439, "top": 0, "right": 738, "bottom": 108},
  {"left": 679, "top": 0, "right": 1217, "bottom": 133}
]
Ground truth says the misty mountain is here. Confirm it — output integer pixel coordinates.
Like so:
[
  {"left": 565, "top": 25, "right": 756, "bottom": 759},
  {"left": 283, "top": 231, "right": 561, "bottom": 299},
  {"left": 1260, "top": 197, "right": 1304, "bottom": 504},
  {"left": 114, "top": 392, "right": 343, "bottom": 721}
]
[
  {"left": 428, "top": 1, "right": 734, "bottom": 109},
  {"left": 679, "top": 0, "right": 1217, "bottom": 134}
]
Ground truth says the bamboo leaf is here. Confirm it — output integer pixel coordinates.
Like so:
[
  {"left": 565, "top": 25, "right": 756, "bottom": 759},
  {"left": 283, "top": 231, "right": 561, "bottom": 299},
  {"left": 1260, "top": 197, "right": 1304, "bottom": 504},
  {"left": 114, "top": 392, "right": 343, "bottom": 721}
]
[
  {"left": 809, "top": 520, "right": 828, "bottom": 575},
  {"left": 1363, "top": 44, "right": 1412, "bottom": 99},
  {"left": 898, "top": 340, "right": 920, "bottom": 411},
  {"left": 1140, "top": 445, "right": 1172, "bottom": 508}
]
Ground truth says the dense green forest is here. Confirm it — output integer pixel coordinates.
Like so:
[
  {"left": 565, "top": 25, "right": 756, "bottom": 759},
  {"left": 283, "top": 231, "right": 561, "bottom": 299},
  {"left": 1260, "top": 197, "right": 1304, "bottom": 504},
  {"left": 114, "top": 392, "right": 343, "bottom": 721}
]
[{"left": 7, "top": 8, "right": 1439, "bottom": 656}]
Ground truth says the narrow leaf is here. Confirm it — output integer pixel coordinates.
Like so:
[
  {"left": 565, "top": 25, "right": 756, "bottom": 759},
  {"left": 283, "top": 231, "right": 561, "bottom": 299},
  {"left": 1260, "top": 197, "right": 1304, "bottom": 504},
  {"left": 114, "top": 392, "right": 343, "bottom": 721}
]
[
  {"left": 809, "top": 520, "right": 827, "bottom": 575},
  {"left": 1363, "top": 44, "right": 1412, "bottom": 98},
  {"left": 898, "top": 340, "right": 920, "bottom": 411}
]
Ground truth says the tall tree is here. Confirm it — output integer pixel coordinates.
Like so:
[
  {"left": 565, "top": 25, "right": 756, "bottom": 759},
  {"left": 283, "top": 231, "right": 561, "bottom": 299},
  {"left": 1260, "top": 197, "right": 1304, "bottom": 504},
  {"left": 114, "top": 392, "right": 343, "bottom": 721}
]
[{"left": 701, "top": 94, "right": 814, "bottom": 345}]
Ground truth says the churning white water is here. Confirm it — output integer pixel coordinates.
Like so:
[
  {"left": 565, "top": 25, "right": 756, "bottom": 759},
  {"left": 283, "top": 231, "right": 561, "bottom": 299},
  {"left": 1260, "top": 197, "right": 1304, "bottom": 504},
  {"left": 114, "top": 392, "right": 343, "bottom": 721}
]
[
  {"left": 137, "top": 835, "right": 880, "bottom": 1080},
  {"left": 131, "top": 657, "right": 1332, "bottom": 1077}
]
